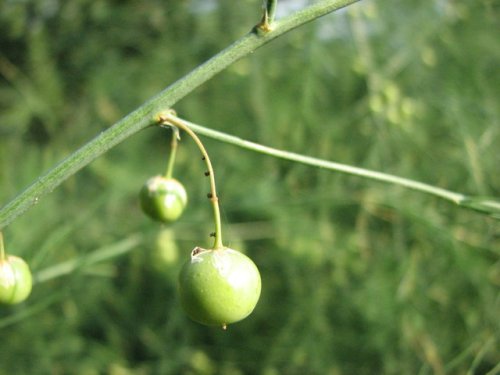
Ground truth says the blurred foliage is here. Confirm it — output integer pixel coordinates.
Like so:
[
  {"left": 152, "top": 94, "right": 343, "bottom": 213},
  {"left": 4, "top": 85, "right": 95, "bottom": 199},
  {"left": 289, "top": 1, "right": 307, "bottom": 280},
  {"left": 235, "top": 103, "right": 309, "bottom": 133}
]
[{"left": 1, "top": 0, "right": 499, "bottom": 374}]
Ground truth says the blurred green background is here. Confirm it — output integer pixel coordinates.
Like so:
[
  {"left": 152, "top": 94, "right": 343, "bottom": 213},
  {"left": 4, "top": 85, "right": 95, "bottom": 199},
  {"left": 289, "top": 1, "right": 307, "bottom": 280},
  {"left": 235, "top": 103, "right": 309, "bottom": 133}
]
[{"left": 1, "top": 0, "right": 499, "bottom": 374}]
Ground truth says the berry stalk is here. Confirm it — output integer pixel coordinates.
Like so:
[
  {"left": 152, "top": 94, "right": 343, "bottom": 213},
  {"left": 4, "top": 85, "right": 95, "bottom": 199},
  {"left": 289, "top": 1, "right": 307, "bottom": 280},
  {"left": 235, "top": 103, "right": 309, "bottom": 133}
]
[
  {"left": 157, "top": 111, "right": 224, "bottom": 250},
  {"left": 164, "top": 128, "right": 180, "bottom": 180}
]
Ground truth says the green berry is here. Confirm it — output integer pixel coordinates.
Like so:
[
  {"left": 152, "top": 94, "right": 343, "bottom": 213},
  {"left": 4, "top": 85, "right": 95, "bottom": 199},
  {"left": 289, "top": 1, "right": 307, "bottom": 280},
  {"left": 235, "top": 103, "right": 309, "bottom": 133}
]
[
  {"left": 178, "top": 247, "right": 261, "bottom": 329},
  {"left": 0, "top": 255, "right": 33, "bottom": 304},
  {"left": 140, "top": 176, "right": 187, "bottom": 223}
]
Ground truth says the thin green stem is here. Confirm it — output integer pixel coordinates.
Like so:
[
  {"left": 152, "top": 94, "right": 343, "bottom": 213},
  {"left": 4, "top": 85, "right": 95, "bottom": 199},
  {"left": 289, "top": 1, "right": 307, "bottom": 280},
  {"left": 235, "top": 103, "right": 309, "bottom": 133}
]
[
  {"left": 0, "top": 0, "right": 360, "bottom": 230},
  {"left": 0, "top": 231, "right": 5, "bottom": 261},
  {"left": 167, "top": 114, "right": 482, "bottom": 206},
  {"left": 164, "top": 128, "right": 179, "bottom": 179},
  {"left": 258, "top": 0, "right": 278, "bottom": 32},
  {"left": 158, "top": 112, "right": 224, "bottom": 250},
  {"left": 266, "top": 0, "right": 278, "bottom": 23}
]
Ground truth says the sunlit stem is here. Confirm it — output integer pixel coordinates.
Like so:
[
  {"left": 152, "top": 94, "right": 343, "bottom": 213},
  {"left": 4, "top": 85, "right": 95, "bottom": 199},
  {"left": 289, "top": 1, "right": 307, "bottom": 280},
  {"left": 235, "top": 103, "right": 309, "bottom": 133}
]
[
  {"left": 157, "top": 111, "right": 224, "bottom": 250},
  {"left": 0, "top": 232, "right": 6, "bottom": 261},
  {"left": 164, "top": 127, "right": 179, "bottom": 179}
]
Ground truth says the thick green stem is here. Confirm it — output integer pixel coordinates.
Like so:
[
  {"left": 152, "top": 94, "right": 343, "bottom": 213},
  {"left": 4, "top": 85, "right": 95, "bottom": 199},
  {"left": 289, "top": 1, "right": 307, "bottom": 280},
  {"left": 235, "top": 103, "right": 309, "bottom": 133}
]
[
  {"left": 0, "top": 0, "right": 360, "bottom": 230},
  {"left": 158, "top": 112, "right": 224, "bottom": 250}
]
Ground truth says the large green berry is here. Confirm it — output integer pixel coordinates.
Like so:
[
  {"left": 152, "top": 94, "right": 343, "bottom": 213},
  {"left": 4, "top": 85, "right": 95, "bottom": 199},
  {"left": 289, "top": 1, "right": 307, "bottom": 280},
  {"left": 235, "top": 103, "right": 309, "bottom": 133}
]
[
  {"left": 0, "top": 255, "right": 33, "bottom": 304},
  {"left": 140, "top": 176, "right": 187, "bottom": 223},
  {"left": 178, "top": 247, "right": 261, "bottom": 329}
]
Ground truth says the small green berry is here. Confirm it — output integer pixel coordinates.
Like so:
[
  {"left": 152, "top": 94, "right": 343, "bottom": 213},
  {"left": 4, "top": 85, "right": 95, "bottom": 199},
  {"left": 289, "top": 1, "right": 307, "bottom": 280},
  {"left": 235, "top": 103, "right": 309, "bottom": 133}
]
[
  {"left": 0, "top": 255, "right": 33, "bottom": 305},
  {"left": 178, "top": 247, "right": 261, "bottom": 329},
  {"left": 140, "top": 176, "right": 188, "bottom": 223}
]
